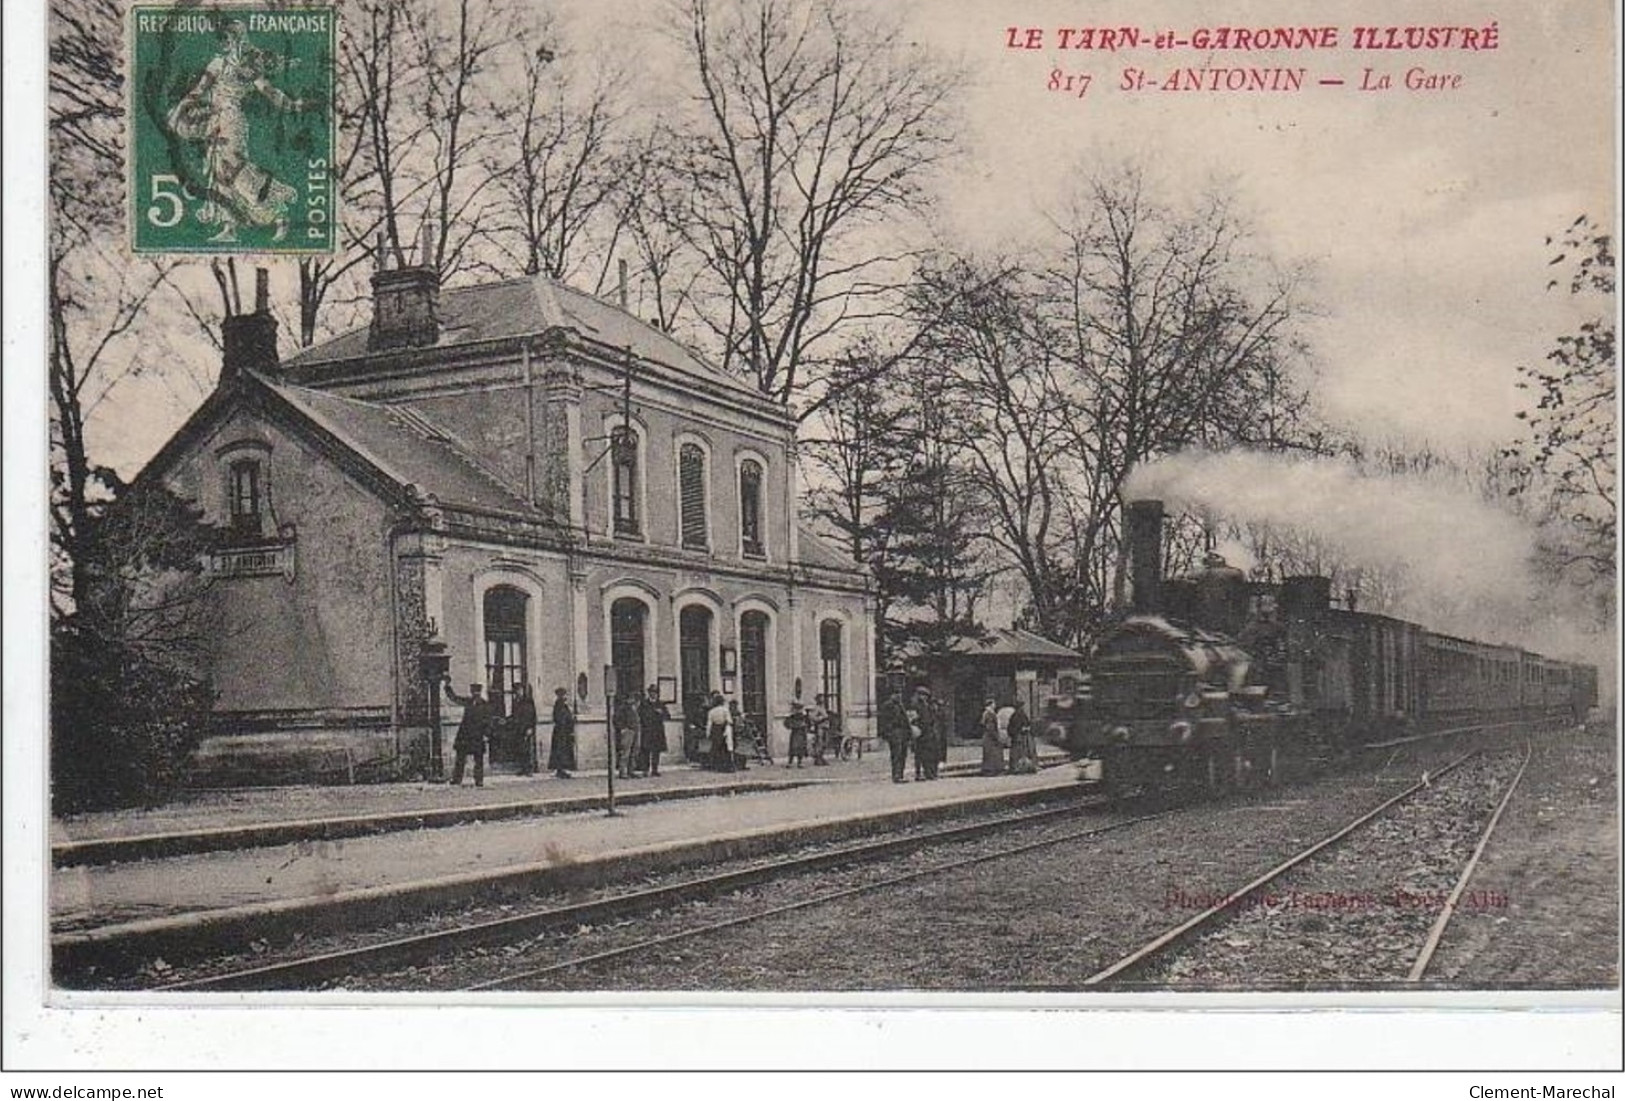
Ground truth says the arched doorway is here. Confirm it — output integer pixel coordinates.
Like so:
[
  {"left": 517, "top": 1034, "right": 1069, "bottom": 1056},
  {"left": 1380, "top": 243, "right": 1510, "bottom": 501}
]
[
  {"left": 679, "top": 605, "right": 713, "bottom": 760},
  {"left": 484, "top": 586, "right": 528, "bottom": 764},
  {"left": 610, "top": 597, "right": 648, "bottom": 713},
  {"left": 740, "top": 610, "right": 769, "bottom": 744}
]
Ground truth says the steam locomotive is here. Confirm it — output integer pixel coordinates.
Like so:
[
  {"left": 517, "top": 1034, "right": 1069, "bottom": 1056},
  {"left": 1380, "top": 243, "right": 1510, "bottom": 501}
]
[{"left": 1042, "top": 499, "right": 1599, "bottom": 793}]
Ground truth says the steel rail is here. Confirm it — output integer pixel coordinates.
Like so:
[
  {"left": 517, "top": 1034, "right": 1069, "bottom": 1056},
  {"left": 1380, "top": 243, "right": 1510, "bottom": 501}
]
[
  {"left": 466, "top": 807, "right": 1172, "bottom": 991},
  {"left": 154, "top": 790, "right": 1108, "bottom": 992},
  {"left": 1082, "top": 746, "right": 1487, "bottom": 986},
  {"left": 1406, "top": 741, "right": 1533, "bottom": 981}
]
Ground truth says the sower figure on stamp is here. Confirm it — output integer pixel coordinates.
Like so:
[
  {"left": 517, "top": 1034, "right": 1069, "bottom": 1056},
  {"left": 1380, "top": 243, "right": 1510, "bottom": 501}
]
[
  {"left": 510, "top": 683, "right": 538, "bottom": 775},
  {"left": 165, "top": 18, "right": 307, "bottom": 243},
  {"left": 638, "top": 684, "right": 670, "bottom": 777},
  {"left": 548, "top": 688, "right": 576, "bottom": 779},
  {"left": 443, "top": 681, "right": 495, "bottom": 787},
  {"left": 879, "top": 687, "right": 912, "bottom": 784}
]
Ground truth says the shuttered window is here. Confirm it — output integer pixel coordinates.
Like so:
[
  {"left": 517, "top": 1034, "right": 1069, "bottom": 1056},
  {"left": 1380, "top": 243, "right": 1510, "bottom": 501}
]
[
  {"left": 740, "top": 459, "right": 764, "bottom": 557},
  {"left": 679, "top": 443, "right": 708, "bottom": 549}
]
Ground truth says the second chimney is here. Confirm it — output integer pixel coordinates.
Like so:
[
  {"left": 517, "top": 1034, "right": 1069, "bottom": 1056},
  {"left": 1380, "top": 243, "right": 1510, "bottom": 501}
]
[
  {"left": 369, "top": 235, "right": 441, "bottom": 351},
  {"left": 1127, "top": 499, "right": 1165, "bottom": 615}
]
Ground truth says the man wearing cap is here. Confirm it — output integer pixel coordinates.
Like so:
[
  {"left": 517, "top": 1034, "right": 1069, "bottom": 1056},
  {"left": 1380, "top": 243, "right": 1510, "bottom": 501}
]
[
  {"left": 443, "top": 681, "right": 495, "bottom": 787},
  {"left": 878, "top": 686, "right": 912, "bottom": 783},
  {"left": 638, "top": 684, "right": 671, "bottom": 777}
]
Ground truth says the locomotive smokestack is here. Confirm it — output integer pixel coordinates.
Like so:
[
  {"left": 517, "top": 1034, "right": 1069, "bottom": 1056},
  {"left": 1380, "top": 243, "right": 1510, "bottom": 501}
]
[{"left": 1127, "top": 499, "right": 1165, "bottom": 614}]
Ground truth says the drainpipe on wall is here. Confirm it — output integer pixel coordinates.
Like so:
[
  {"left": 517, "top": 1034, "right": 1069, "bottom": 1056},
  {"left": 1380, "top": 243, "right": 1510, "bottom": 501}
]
[{"left": 523, "top": 342, "right": 537, "bottom": 504}]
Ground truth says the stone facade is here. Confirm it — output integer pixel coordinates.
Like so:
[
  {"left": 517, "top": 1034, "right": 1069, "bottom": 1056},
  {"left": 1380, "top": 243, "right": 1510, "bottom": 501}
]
[{"left": 141, "top": 265, "right": 875, "bottom": 781}]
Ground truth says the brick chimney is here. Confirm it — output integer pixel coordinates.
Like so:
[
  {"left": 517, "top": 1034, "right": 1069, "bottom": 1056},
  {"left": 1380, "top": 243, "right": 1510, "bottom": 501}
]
[
  {"left": 1127, "top": 498, "right": 1165, "bottom": 614},
  {"left": 221, "top": 269, "right": 279, "bottom": 383},
  {"left": 369, "top": 230, "right": 440, "bottom": 351}
]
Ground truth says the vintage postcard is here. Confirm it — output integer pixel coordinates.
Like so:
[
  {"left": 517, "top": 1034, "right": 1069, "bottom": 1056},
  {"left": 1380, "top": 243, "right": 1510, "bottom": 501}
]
[{"left": 7, "top": 0, "right": 1619, "bottom": 1074}]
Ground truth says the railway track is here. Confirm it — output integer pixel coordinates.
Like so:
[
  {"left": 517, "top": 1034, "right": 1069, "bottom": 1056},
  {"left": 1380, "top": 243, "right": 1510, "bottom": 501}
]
[
  {"left": 131, "top": 719, "right": 1531, "bottom": 992},
  {"left": 155, "top": 790, "right": 1141, "bottom": 991},
  {"left": 1081, "top": 743, "right": 1531, "bottom": 986}
]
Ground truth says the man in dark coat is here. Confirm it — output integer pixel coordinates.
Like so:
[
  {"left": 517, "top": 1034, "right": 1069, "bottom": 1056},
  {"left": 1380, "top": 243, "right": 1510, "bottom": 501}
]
[
  {"left": 547, "top": 688, "right": 576, "bottom": 778},
  {"left": 878, "top": 688, "right": 912, "bottom": 783},
  {"left": 510, "top": 683, "right": 539, "bottom": 775},
  {"left": 913, "top": 687, "right": 944, "bottom": 780},
  {"left": 443, "top": 681, "right": 495, "bottom": 787},
  {"left": 637, "top": 684, "right": 671, "bottom": 777}
]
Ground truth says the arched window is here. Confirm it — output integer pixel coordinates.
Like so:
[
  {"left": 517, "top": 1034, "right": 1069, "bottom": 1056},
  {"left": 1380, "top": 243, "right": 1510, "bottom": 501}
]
[
  {"left": 679, "top": 443, "right": 708, "bottom": 549},
  {"left": 819, "top": 619, "right": 843, "bottom": 720},
  {"left": 610, "top": 597, "right": 648, "bottom": 706},
  {"left": 611, "top": 427, "right": 640, "bottom": 536},
  {"left": 484, "top": 586, "right": 528, "bottom": 717},
  {"left": 228, "top": 459, "right": 263, "bottom": 537},
  {"left": 739, "top": 458, "right": 764, "bottom": 557}
]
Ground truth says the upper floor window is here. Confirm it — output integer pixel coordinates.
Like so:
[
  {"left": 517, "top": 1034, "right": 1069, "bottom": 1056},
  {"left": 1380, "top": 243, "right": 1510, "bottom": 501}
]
[
  {"left": 739, "top": 458, "right": 764, "bottom": 557},
  {"left": 229, "top": 459, "right": 263, "bottom": 536},
  {"left": 679, "top": 443, "right": 708, "bottom": 550},
  {"left": 611, "top": 425, "right": 640, "bottom": 537}
]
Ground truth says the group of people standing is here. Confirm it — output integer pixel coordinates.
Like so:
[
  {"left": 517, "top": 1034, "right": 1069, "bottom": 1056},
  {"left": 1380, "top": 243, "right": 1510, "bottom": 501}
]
[
  {"left": 978, "top": 697, "right": 1038, "bottom": 776},
  {"left": 441, "top": 680, "right": 579, "bottom": 786},
  {"left": 876, "top": 686, "right": 949, "bottom": 783},
  {"left": 443, "top": 677, "right": 1038, "bottom": 787},
  {"left": 783, "top": 694, "right": 841, "bottom": 767},
  {"left": 611, "top": 685, "right": 672, "bottom": 779}
]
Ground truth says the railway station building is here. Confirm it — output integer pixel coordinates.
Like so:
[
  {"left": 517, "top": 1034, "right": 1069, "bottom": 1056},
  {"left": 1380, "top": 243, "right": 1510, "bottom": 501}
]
[{"left": 140, "top": 260, "right": 877, "bottom": 782}]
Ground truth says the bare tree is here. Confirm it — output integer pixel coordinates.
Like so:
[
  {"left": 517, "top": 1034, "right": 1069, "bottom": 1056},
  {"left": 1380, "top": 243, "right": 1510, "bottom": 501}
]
[
  {"left": 490, "top": 42, "right": 629, "bottom": 283},
  {"left": 659, "top": 0, "right": 959, "bottom": 405},
  {"left": 907, "top": 260, "right": 1093, "bottom": 644},
  {"left": 1506, "top": 216, "right": 1616, "bottom": 609},
  {"left": 1049, "top": 166, "right": 1308, "bottom": 608}
]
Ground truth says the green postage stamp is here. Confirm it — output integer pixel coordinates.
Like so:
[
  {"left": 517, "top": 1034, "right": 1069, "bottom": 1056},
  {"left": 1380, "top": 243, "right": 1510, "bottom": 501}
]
[{"left": 129, "top": 6, "right": 336, "bottom": 254}]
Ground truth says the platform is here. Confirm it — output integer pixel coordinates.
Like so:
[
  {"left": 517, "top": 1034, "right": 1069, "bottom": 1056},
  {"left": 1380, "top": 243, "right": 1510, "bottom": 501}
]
[{"left": 51, "top": 744, "right": 1076, "bottom": 976}]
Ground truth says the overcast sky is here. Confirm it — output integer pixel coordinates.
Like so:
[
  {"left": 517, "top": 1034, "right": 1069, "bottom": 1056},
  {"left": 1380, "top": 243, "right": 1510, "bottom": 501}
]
[
  {"left": 79, "top": 0, "right": 1618, "bottom": 475},
  {"left": 919, "top": 0, "right": 1615, "bottom": 455}
]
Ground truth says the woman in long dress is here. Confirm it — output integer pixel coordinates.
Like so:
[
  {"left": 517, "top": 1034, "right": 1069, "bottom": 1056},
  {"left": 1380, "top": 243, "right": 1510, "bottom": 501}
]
[
  {"left": 706, "top": 692, "right": 732, "bottom": 771},
  {"left": 979, "top": 699, "right": 1004, "bottom": 775}
]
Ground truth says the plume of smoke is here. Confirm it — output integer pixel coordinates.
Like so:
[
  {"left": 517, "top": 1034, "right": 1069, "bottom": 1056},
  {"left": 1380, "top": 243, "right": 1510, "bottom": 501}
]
[{"left": 1126, "top": 450, "right": 1610, "bottom": 672}]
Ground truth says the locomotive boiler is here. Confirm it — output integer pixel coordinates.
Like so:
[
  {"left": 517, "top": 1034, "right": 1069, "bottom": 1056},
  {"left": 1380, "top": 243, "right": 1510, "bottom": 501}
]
[{"left": 1043, "top": 499, "right": 1598, "bottom": 794}]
